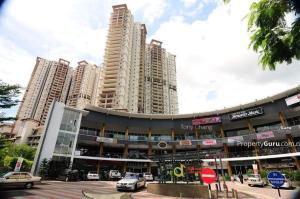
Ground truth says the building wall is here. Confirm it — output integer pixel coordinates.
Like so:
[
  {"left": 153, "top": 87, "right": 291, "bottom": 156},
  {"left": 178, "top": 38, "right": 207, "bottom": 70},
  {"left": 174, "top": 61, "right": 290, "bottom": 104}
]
[
  {"left": 99, "top": 4, "right": 134, "bottom": 110},
  {"left": 99, "top": 4, "right": 178, "bottom": 114},
  {"left": 0, "top": 123, "right": 13, "bottom": 138},
  {"left": 67, "top": 61, "right": 100, "bottom": 109},
  {"left": 12, "top": 57, "right": 72, "bottom": 143},
  {"left": 31, "top": 87, "right": 300, "bottom": 176},
  {"left": 144, "top": 40, "right": 179, "bottom": 114}
]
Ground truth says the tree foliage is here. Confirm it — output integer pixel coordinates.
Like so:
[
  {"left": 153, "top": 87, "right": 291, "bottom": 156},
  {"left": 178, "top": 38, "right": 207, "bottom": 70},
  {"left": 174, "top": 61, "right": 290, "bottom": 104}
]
[
  {"left": 225, "top": 0, "right": 300, "bottom": 70},
  {"left": 0, "top": 80, "right": 21, "bottom": 122},
  {"left": 0, "top": 143, "right": 36, "bottom": 172}
]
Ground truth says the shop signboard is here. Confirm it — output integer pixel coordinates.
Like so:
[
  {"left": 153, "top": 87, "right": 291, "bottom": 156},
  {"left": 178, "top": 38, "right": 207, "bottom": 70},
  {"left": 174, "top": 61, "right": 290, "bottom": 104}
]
[
  {"left": 203, "top": 161, "right": 228, "bottom": 169},
  {"left": 179, "top": 140, "right": 192, "bottom": 146},
  {"left": 229, "top": 107, "right": 264, "bottom": 120},
  {"left": 202, "top": 139, "right": 217, "bottom": 146},
  {"left": 227, "top": 136, "right": 243, "bottom": 143},
  {"left": 96, "top": 136, "right": 117, "bottom": 144},
  {"left": 256, "top": 131, "right": 274, "bottom": 140},
  {"left": 285, "top": 93, "right": 300, "bottom": 106},
  {"left": 192, "top": 116, "right": 221, "bottom": 125},
  {"left": 157, "top": 141, "right": 168, "bottom": 149},
  {"left": 252, "top": 164, "right": 258, "bottom": 175}
]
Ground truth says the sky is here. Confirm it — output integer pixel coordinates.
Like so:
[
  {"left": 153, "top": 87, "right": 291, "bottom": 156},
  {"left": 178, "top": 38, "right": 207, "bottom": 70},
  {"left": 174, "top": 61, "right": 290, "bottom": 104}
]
[{"left": 0, "top": 0, "right": 300, "bottom": 116}]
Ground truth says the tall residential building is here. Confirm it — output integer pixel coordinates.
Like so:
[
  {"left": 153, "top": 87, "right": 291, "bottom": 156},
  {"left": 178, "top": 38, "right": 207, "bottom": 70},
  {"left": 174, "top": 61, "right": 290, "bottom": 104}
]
[
  {"left": 67, "top": 60, "right": 101, "bottom": 109},
  {"left": 12, "top": 57, "right": 72, "bottom": 144},
  {"left": 144, "top": 40, "right": 178, "bottom": 114},
  {"left": 99, "top": 4, "right": 178, "bottom": 114},
  {"left": 99, "top": 4, "right": 134, "bottom": 111},
  {"left": 137, "top": 24, "right": 147, "bottom": 113}
]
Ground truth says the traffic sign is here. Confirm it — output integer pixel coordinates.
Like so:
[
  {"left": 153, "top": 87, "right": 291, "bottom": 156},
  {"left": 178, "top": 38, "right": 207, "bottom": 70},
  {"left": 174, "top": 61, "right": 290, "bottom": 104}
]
[
  {"left": 201, "top": 168, "right": 216, "bottom": 184},
  {"left": 267, "top": 171, "right": 285, "bottom": 188}
]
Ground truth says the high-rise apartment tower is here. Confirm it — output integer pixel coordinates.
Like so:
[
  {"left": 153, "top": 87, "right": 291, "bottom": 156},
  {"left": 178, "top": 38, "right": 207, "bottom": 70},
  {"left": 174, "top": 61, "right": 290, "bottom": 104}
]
[
  {"left": 12, "top": 57, "right": 72, "bottom": 144},
  {"left": 99, "top": 4, "right": 178, "bottom": 114},
  {"left": 67, "top": 60, "right": 101, "bottom": 109}
]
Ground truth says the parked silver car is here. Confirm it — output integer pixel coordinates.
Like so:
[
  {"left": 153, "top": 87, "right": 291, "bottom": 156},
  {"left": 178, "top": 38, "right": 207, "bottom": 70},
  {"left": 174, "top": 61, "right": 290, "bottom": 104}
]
[
  {"left": 0, "top": 172, "right": 41, "bottom": 189},
  {"left": 248, "top": 174, "right": 267, "bottom": 187},
  {"left": 116, "top": 173, "right": 145, "bottom": 191}
]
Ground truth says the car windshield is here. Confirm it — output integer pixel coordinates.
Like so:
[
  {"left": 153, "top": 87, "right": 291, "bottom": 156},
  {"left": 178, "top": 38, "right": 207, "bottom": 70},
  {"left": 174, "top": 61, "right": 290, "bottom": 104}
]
[
  {"left": 89, "top": 171, "right": 97, "bottom": 174},
  {"left": 2, "top": 172, "right": 13, "bottom": 178},
  {"left": 144, "top": 173, "right": 151, "bottom": 175},
  {"left": 124, "top": 174, "right": 138, "bottom": 179},
  {"left": 249, "top": 175, "right": 259, "bottom": 178}
]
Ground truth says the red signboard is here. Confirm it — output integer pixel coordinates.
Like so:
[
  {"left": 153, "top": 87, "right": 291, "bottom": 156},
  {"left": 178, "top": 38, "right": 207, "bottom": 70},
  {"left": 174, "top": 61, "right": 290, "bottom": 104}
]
[
  {"left": 256, "top": 131, "right": 274, "bottom": 140},
  {"left": 201, "top": 168, "right": 216, "bottom": 184},
  {"left": 202, "top": 139, "right": 217, "bottom": 146},
  {"left": 192, "top": 116, "right": 221, "bottom": 125}
]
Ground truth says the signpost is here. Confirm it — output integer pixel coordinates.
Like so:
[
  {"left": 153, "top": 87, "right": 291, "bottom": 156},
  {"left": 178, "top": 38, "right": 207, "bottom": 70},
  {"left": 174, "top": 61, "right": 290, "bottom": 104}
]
[
  {"left": 267, "top": 171, "right": 285, "bottom": 197},
  {"left": 14, "top": 157, "right": 24, "bottom": 172},
  {"left": 201, "top": 168, "right": 217, "bottom": 199}
]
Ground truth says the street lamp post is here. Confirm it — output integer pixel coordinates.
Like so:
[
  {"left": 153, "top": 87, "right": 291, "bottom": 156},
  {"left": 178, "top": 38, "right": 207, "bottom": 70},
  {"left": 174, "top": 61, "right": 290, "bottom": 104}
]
[
  {"left": 219, "top": 155, "right": 226, "bottom": 189},
  {"left": 214, "top": 156, "right": 221, "bottom": 191}
]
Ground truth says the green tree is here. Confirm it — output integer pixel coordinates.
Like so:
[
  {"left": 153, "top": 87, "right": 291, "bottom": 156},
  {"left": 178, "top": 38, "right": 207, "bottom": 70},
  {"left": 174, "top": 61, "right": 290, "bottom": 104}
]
[
  {"left": 0, "top": 143, "right": 36, "bottom": 171},
  {"left": 39, "top": 158, "right": 49, "bottom": 179},
  {"left": 0, "top": 80, "right": 21, "bottom": 122},
  {"left": 225, "top": 0, "right": 300, "bottom": 70}
]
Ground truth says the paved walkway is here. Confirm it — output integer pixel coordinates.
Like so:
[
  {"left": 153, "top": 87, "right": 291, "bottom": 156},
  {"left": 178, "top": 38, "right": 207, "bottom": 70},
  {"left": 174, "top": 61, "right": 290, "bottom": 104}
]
[{"left": 1, "top": 180, "right": 297, "bottom": 199}]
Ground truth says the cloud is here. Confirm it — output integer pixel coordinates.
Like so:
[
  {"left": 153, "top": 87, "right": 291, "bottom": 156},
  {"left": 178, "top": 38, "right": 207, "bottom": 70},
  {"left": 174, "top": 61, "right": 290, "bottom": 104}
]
[
  {"left": 151, "top": 0, "right": 300, "bottom": 113},
  {"left": 181, "top": 0, "right": 197, "bottom": 8},
  {"left": 116, "top": 0, "right": 168, "bottom": 24},
  {"left": 1, "top": 0, "right": 300, "bottom": 117}
]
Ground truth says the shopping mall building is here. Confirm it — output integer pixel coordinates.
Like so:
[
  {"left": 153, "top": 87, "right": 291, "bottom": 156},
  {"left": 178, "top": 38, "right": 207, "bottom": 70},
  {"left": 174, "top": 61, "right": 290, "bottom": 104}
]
[{"left": 32, "top": 86, "right": 300, "bottom": 177}]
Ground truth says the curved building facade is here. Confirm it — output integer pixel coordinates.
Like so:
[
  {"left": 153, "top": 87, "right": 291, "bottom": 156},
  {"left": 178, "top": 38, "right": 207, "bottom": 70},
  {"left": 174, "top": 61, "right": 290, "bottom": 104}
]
[{"left": 32, "top": 86, "right": 300, "bottom": 177}]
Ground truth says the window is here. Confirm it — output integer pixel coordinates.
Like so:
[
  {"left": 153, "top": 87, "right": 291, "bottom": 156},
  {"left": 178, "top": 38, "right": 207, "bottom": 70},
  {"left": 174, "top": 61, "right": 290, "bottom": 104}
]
[{"left": 60, "top": 109, "right": 80, "bottom": 132}]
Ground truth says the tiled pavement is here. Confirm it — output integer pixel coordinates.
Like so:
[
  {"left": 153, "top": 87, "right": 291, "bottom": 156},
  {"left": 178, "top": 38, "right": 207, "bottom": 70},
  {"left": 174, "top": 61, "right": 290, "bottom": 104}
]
[{"left": 0, "top": 180, "right": 298, "bottom": 199}]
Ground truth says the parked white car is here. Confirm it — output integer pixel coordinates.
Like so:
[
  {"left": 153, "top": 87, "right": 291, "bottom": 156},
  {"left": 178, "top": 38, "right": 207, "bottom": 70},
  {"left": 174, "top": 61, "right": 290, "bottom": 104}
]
[
  {"left": 116, "top": 173, "right": 145, "bottom": 191},
  {"left": 0, "top": 172, "right": 41, "bottom": 189},
  {"left": 143, "top": 172, "right": 153, "bottom": 181},
  {"left": 87, "top": 171, "right": 99, "bottom": 181},
  {"left": 109, "top": 170, "right": 121, "bottom": 180},
  {"left": 248, "top": 174, "right": 266, "bottom": 187}
]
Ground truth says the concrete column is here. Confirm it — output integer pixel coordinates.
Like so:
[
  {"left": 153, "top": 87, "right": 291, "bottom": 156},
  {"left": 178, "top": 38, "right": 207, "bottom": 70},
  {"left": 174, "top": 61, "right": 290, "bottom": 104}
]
[
  {"left": 148, "top": 128, "right": 152, "bottom": 158},
  {"left": 221, "top": 126, "right": 232, "bottom": 176},
  {"left": 287, "top": 134, "right": 300, "bottom": 171},
  {"left": 97, "top": 123, "right": 105, "bottom": 174},
  {"left": 147, "top": 162, "right": 151, "bottom": 173},
  {"left": 253, "top": 139, "right": 263, "bottom": 171},
  {"left": 247, "top": 120, "right": 263, "bottom": 171},
  {"left": 171, "top": 128, "right": 176, "bottom": 154},
  {"left": 279, "top": 112, "right": 287, "bottom": 127},
  {"left": 123, "top": 127, "right": 129, "bottom": 158},
  {"left": 195, "top": 128, "right": 201, "bottom": 151}
]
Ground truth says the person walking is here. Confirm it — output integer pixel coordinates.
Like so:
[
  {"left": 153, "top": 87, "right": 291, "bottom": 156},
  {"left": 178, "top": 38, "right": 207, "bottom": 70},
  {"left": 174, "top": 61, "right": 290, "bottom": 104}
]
[{"left": 238, "top": 172, "right": 244, "bottom": 184}]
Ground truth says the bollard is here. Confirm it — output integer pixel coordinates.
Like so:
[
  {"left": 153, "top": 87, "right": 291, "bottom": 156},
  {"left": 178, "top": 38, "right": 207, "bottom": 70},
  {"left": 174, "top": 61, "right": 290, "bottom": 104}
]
[
  {"left": 234, "top": 190, "right": 239, "bottom": 199},
  {"left": 224, "top": 185, "right": 228, "bottom": 199},
  {"left": 215, "top": 183, "right": 219, "bottom": 192},
  {"left": 215, "top": 189, "right": 219, "bottom": 199},
  {"left": 231, "top": 188, "right": 235, "bottom": 198}
]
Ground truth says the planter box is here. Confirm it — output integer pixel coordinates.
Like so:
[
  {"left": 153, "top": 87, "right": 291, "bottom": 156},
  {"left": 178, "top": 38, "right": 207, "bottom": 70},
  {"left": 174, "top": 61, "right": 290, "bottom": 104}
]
[{"left": 147, "top": 183, "right": 209, "bottom": 198}]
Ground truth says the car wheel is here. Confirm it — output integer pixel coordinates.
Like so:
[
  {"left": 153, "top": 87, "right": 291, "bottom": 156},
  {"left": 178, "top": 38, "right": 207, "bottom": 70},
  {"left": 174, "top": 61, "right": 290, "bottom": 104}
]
[
  {"left": 248, "top": 184, "right": 251, "bottom": 187},
  {"left": 134, "top": 183, "right": 138, "bottom": 191},
  {"left": 25, "top": 182, "right": 33, "bottom": 189}
]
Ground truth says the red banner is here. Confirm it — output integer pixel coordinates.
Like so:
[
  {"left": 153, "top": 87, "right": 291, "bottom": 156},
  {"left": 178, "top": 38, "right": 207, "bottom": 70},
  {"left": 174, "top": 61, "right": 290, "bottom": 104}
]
[{"left": 192, "top": 116, "right": 221, "bottom": 125}]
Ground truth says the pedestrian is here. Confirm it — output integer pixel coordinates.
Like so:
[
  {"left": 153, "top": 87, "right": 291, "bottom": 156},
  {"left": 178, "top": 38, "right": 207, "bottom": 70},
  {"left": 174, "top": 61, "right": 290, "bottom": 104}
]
[
  {"left": 238, "top": 172, "right": 244, "bottom": 184},
  {"left": 231, "top": 175, "right": 234, "bottom": 183}
]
